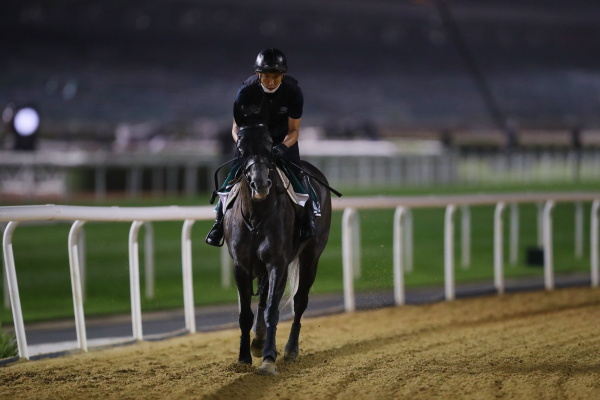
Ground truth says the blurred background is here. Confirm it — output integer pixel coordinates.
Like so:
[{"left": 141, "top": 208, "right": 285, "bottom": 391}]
[{"left": 2, "top": 0, "right": 600, "bottom": 200}]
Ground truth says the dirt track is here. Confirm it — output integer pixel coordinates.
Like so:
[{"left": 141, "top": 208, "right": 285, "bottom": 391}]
[{"left": 1, "top": 287, "right": 599, "bottom": 399}]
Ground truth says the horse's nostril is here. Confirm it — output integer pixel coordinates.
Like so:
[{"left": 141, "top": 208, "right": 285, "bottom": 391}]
[
  {"left": 250, "top": 181, "right": 257, "bottom": 191},
  {"left": 267, "top": 180, "right": 272, "bottom": 188}
]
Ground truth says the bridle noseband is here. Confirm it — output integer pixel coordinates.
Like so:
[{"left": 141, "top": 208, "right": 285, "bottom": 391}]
[{"left": 240, "top": 154, "right": 275, "bottom": 188}]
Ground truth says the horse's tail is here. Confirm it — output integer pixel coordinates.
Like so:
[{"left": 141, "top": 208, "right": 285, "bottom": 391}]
[{"left": 282, "top": 256, "right": 300, "bottom": 313}]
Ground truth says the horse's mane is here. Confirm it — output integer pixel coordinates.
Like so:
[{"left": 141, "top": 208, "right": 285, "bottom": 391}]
[{"left": 237, "top": 124, "right": 273, "bottom": 159}]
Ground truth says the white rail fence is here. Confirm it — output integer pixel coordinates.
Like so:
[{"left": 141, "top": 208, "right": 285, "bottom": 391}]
[
  {"left": 4, "top": 148, "right": 600, "bottom": 200},
  {"left": 2, "top": 192, "right": 600, "bottom": 360}
]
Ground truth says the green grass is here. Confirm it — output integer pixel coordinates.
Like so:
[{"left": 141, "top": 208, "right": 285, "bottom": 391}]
[
  {"left": 0, "top": 323, "right": 17, "bottom": 358},
  {"left": 1, "top": 181, "right": 599, "bottom": 323}
]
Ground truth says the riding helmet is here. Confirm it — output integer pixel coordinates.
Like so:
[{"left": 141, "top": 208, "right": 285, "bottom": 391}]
[{"left": 254, "top": 48, "right": 288, "bottom": 73}]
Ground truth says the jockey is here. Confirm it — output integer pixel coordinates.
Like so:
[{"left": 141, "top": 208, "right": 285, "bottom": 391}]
[{"left": 205, "top": 48, "right": 317, "bottom": 247}]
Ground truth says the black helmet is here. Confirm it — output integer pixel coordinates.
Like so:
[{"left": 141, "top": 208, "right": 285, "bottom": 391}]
[{"left": 254, "top": 48, "right": 288, "bottom": 73}]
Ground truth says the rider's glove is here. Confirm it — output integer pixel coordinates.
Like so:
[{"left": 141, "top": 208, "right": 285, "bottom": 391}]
[{"left": 273, "top": 144, "right": 288, "bottom": 158}]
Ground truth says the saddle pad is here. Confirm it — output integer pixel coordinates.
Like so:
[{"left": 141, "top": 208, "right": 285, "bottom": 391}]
[
  {"left": 218, "top": 167, "right": 308, "bottom": 209},
  {"left": 218, "top": 181, "right": 241, "bottom": 211},
  {"left": 277, "top": 168, "right": 309, "bottom": 207}
]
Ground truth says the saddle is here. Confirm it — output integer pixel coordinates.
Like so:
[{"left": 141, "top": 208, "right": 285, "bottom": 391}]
[{"left": 218, "top": 166, "right": 309, "bottom": 212}]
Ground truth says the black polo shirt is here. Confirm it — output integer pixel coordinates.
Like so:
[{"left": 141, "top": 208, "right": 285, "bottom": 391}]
[{"left": 233, "top": 75, "right": 303, "bottom": 144}]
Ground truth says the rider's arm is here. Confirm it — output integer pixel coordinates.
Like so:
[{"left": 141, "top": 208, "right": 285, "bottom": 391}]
[
  {"left": 280, "top": 117, "right": 301, "bottom": 148},
  {"left": 232, "top": 119, "right": 239, "bottom": 142}
]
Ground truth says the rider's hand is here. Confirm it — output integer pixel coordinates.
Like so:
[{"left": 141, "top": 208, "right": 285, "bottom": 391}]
[{"left": 273, "top": 144, "right": 288, "bottom": 158}]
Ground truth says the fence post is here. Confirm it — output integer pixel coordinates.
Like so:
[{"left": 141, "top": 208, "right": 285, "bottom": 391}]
[
  {"left": 404, "top": 208, "right": 413, "bottom": 273},
  {"left": 143, "top": 221, "right": 154, "bottom": 300},
  {"left": 509, "top": 203, "right": 519, "bottom": 265},
  {"left": 393, "top": 207, "right": 406, "bottom": 305},
  {"left": 342, "top": 208, "right": 357, "bottom": 311},
  {"left": 128, "top": 221, "right": 144, "bottom": 340},
  {"left": 1, "top": 222, "right": 9, "bottom": 310},
  {"left": 77, "top": 225, "right": 86, "bottom": 300},
  {"left": 591, "top": 200, "right": 599, "bottom": 287},
  {"left": 444, "top": 204, "right": 456, "bottom": 301},
  {"left": 575, "top": 201, "right": 583, "bottom": 259},
  {"left": 181, "top": 219, "right": 196, "bottom": 333},
  {"left": 68, "top": 220, "right": 88, "bottom": 352},
  {"left": 351, "top": 211, "right": 361, "bottom": 280},
  {"left": 536, "top": 202, "right": 544, "bottom": 247},
  {"left": 2, "top": 221, "right": 29, "bottom": 359},
  {"left": 494, "top": 202, "right": 506, "bottom": 294},
  {"left": 461, "top": 205, "right": 471, "bottom": 269},
  {"left": 543, "top": 201, "right": 555, "bottom": 290},
  {"left": 94, "top": 167, "right": 106, "bottom": 200}
]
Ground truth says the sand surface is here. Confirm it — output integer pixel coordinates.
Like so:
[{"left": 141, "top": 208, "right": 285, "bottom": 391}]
[{"left": 1, "top": 287, "right": 599, "bottom": 399}]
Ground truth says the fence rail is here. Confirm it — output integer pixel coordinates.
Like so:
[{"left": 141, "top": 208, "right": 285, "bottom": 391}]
[
  {"left": 2, "top": 192, "right": 600, "bottom": 360},
  {"left": 3, "top": 148, "right": 600, "bottom": 199}
]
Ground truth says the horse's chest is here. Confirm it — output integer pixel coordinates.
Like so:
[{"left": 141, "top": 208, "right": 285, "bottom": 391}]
[{"left": 228, "top": 227, "right": 288, "bottom": 267}]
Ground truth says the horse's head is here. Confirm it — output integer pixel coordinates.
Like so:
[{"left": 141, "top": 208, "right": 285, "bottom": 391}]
[{"left": 237, "top": 124, "right": 274, "bottom": 201}]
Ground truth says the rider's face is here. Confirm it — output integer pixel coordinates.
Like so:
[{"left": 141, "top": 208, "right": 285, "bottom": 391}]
[{"left": 257, "top": 72, "right": 284, "bottom": 91}]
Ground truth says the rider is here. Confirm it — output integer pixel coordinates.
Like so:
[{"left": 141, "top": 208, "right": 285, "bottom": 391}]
[{"left": 205, "top": 48, "right": 316, "bottom": 247}]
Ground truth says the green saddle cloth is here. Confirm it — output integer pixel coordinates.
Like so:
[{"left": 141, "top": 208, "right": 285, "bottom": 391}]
[{"left": 219, "top": 159, "right": 306, "bottom": 196}]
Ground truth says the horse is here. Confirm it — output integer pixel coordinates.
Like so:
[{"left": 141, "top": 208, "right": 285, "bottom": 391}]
[{"left": 223, "top": 124, "right": 332, "bottom": 375}]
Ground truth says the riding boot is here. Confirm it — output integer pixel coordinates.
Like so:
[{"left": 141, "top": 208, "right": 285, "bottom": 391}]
[
  {"left": 205, "top": 200, "right": 225, "bottom": 247},
  {"left": 299, "top": 173, "right": 316, "bottom": 240}
]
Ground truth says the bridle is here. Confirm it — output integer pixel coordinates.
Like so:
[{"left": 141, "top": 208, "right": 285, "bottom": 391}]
[
  {"left": 241, "top": 155, "right": 273, "bottom": 178},
  {"left": 237, "top": 151, "right": 276, "bottom": 238}
]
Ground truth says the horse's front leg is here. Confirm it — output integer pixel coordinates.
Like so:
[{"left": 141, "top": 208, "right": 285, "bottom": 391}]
[
  {"left": 251, "top": 274, "right": 268, "bottom": 358},
  {"left": 234, "top": 265, "right": 254, "bottom": 365},
  {"left": 257, "top": 265, "right": 288, "bottom": 375}
]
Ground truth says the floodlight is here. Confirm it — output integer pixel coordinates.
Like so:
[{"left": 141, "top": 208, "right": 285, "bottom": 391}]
[{"left": 10, "top": 105, "right": 40, "bottom": 151}]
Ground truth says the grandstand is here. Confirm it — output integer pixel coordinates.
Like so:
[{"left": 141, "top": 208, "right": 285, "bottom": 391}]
[
  {"left": 2, "top": 0, "right": 600, "bottom": 197},
  {"left": 1, "top": 0, "right": 600, "bottom": 144}
]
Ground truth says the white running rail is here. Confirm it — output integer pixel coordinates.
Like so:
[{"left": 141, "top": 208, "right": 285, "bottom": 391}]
[
  {"left": 1, "top": 205, "right": 214, "bottom": 359},
  {"left": 336, "top": 192, "right": 600, "bottom": 311},
  {"left": 2, "top": 192, "right": 600, "bottom": 359}
]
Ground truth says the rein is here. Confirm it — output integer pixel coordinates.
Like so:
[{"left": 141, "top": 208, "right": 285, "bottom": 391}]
[
  {"left": 210, "top": 158, "right": 237, "bottom": 204},
  {"left": 288, "top": 160, "right": 343, "bottom": 198}
]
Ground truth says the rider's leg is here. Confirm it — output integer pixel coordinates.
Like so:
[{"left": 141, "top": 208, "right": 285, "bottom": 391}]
[
  {"left": 280, "top": 144, "right": 316, "bottom": 240},
  {"left": 298, "top": 170, "right": 316, "bottom": 240},
  {"left": 205, "top": 200, "right": 225, "bottom": 247},
  {"left": 276, "top": 143, "right": 316, "bottom": 240}
]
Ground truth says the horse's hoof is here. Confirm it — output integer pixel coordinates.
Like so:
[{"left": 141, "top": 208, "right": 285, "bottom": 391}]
[
  {"left": 250, "top": 338, "right": 264, "bottom": 358},
  {"left": 284, "top": 349, "right": 298, "bottom": 362},
  {"left": 238, "top": 352, "right": 252, "bottom": 365},
  {"left": 238, "top": 355, "right": 252, "bottom": 365},
  {"left": 284, "top": 342, "right": 299, "bottom": 362},
  {"left": 256, "top": 359, "right": 278, "bottom": 376}
]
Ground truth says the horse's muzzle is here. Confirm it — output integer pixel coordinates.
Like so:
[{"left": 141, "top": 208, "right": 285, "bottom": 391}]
[{"left": 250, "top": 179, "right": 272, "bottom": 200}]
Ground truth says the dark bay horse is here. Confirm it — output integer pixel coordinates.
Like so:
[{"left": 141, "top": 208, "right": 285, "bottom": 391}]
[{"left": 223, "top": 124, "right": 332, "bottom": 375}]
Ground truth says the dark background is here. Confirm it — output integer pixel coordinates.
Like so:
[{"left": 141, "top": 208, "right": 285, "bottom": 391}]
[{"left": 2, "top": 0, "right": 600, "bottom": 143}]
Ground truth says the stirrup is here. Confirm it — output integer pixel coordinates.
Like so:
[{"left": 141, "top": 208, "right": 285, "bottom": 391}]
[
  {"left": 299, "top": 216, "right": 316, "bottom": 241},
  {"left": 205, "top": 224, "right": 225, "bottom": 247}
]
